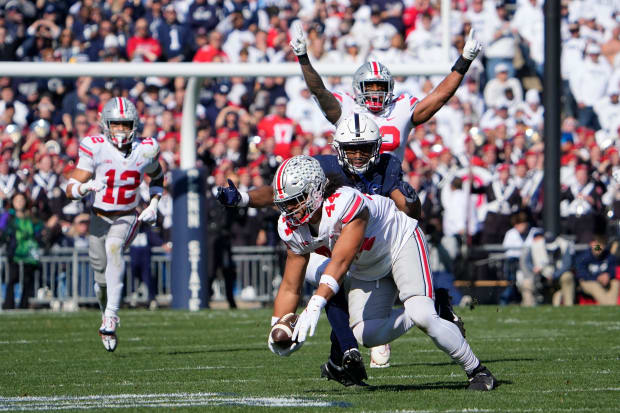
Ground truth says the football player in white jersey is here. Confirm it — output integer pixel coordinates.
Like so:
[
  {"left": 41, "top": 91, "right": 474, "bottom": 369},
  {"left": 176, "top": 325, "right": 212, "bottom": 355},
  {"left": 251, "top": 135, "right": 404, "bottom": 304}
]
[
  {"left": 289, "top": 21, "right": 483, "bottom": 162},
  {"left": 65, "top": 97, "right": 164, "bottom": 352},
  {"left": 270, "top": 155, "right": 496, "bottom": 390}
]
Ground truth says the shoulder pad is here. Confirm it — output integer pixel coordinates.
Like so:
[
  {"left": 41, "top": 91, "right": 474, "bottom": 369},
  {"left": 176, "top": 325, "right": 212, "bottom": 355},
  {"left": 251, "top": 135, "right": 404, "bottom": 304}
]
[{"left": 139, "top": 137, "right": 160, "bottom": 159}]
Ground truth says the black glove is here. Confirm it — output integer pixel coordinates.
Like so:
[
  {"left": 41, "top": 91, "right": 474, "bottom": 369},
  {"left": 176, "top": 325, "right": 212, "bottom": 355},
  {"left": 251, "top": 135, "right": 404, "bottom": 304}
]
[{"left": 216, "top": 179, "right": 242, "bottom": 207}]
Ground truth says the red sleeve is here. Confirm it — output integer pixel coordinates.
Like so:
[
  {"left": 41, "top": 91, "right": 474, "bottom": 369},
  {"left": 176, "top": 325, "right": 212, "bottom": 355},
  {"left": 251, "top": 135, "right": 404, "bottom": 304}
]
[{"left": 126, "top": 37, "right": 137, "bottom": 60}]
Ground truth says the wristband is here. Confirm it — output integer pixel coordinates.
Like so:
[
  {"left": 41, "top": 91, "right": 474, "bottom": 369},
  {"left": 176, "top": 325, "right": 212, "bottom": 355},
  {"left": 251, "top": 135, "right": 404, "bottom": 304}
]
[
  {"left": 271, "top": 316, "right": 280, "bottom": 327},
  {"left": 239, "top": 191, "right": 250, "bottom": 207},
  {"left": 451, "top": 55, "right": 472, "bottom": 75},
  {"left": 319, "top": 274, "right": 340, "bottom": 295},
  {"left": 69, "top": 179, "right": 86, "bottom": 199},
  {"left": 297, "top": 54, "right": 310, "bottom": 65}
]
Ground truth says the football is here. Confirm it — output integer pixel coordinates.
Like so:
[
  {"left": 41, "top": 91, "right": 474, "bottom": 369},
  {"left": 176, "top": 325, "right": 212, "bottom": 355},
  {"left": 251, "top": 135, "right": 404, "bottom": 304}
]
[{"left": 270, "top": 313, "right": 299, "bottom": 349}]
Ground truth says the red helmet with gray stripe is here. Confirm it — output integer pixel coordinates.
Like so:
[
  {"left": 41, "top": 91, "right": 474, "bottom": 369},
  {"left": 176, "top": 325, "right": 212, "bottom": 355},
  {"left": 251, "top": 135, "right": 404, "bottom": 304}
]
[
  {"left": 273, "top": 155, "right": 326, "bottom": 226},
  {"left": 353, "top": 60, "right": 394, "bottom": 113},
  {"left": 100, "top": 97, "right": 139, "bottom": 148}
]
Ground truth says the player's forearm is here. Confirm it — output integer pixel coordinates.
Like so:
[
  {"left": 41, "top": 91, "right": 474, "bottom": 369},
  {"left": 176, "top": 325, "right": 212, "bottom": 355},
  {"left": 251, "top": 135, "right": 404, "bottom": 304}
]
[
  {"left": 248, "top": 185, "right": 276, "bottom": 208},
  {"left": 297, "top": 55, "right": 341, "bottom": 124},
  {"left": 413, "top": 71, "right": 463, "bottom": 125}
]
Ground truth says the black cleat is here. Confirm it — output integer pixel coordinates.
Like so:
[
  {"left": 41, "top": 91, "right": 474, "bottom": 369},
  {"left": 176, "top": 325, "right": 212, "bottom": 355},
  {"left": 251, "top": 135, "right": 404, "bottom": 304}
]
[
  {"left": 342, "top": 349, "right": 368, "bottom": 386},
  {"left": 467, "top": 364, "right": 497, "bottom": 391},
  {"left": 320, "top": 360, "right": 356, "bottom": 387},
  {"left": 435, "top": 288, "right": 466, "bottom": 338}
]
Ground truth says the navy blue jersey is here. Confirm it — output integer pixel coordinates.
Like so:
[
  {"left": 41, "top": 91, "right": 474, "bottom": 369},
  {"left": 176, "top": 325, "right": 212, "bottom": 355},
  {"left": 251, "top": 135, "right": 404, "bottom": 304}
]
[{"left": 314, "top": 154, "right": 402, "bottom": 197}]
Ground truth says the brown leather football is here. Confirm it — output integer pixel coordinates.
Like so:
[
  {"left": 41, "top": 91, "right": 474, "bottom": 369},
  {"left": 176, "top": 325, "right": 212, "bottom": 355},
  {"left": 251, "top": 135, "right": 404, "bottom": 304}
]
[{"left": 270, "top": 313, "right": 299, "bottom": 348}]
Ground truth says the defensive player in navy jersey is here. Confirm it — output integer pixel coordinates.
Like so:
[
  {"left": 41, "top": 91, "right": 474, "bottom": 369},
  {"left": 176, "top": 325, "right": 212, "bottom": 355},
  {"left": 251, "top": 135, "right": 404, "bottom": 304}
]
[{"left": 217, "top": 114, "right": 462, "bottom": 385}]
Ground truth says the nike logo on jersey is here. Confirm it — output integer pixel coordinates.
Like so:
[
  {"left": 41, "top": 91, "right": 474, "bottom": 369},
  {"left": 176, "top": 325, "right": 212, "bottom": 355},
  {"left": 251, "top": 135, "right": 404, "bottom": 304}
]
[
  {"left": 386, "top": 117, "right": 395, "bottom": 121},
  {"left": 136, "top": 161, "right": 144, "bottom": 167}
]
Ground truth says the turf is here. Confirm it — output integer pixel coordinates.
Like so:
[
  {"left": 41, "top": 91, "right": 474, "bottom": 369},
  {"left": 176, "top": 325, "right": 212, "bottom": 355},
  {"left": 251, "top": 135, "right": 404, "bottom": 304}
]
[{"left": 0, "top": 305, "right": 618, "bottom": 412}]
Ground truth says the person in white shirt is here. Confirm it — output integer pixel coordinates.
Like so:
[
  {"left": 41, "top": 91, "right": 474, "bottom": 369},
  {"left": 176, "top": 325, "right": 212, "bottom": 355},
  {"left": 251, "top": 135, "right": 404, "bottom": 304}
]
[
  {"left": 483, "top": 63, "right": 524, "bottom": 109},
  {"left": 482, "top": 1, "right": 517, "bottom": 81},
  {"left": 569, "top": 42, "right": 611, "bottom": 130},
  {"left": 269, "top": 155, "right": 497, "bottom": 391},
  {"left": 561, "top": 22, "right": 586, "bottom": 118}
]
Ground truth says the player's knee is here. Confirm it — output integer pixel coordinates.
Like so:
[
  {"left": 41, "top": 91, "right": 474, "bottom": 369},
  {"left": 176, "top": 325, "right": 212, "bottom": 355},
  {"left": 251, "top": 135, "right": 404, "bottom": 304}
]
[
  {"left": 352, "top": 322, "right": 366, "bottom": 346},
  {"left": 105, "top": 238, "right": 124, "bottom": 264},
  {"left": 404, "top": 295, "right": 438, "bottom": 331}
]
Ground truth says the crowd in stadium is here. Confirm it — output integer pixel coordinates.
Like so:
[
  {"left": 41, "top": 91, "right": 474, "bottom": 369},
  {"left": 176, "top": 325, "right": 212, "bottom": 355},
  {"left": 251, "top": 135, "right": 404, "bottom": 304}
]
[{"left": 1, "top": 0, "right": 620, "bottom": 307}]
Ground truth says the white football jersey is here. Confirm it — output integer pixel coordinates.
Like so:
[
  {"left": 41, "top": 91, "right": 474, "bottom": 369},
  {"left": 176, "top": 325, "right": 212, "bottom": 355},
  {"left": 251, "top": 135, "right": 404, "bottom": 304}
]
[
  {"left": 77, "top": 135, "right": 160, "bottom": 212},
  {"left": 333, "top": 91, "right": 419, "bottom": 162},
  {"left": 278, "top": 186, "right": 417, "bottom": 281}
]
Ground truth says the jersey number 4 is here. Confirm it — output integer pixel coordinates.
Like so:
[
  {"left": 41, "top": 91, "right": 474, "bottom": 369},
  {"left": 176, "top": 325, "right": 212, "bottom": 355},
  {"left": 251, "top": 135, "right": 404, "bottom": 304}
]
[{"left": 102, "top": 169, "right": 141, "bottom": 205}]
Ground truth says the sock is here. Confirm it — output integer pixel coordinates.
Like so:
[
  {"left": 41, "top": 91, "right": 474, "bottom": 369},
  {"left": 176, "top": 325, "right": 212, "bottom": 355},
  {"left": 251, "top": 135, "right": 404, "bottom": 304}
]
[
  {"left": 329, "top": 330, "right": 344, "bottom": 366},
  {"left": 104, "top": 238, "right": 125, "bottom": 318},
  {"left": 404, "top": 296, "right": 479, "bottom": 374},
  {"left": 325, "top": 289, "right": 358, "bottom": 352}
]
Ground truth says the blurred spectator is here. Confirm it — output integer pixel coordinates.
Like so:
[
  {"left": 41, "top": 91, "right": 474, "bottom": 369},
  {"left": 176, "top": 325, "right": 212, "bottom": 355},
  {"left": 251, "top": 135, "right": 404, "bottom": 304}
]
[
  {"left": 127, "top": 17, "right": 162, "bottom": 62},
  {"left": 480, "top": 163, "right": 521, "bottom": 244},
  {"left": 1, "top": 192, "right": 43, "bottom": 309},
  {"left": 441, "top": 176, "right": 478, "bottom": 260},
  {"left": 483, "top": 63, "right": 523, "bottom": 109},
  {"left": 193, "top": 30, "right": 229, "bottom": 62},
  {"left": 257, "top": 96, "right": 302, "bottom": 159},
  {"left": 519, "top": 230, "right": 576, "bottom": 307},
  {"left": 569, "top": 43, "right": 611, "bottom": 130},
  {"left": 187, "top": 0, "right": 220, "bottom": 32},
  {"left": 157, "top": 5, "right": 191, "bottom": 62},
  {"left": 205, "top": 171, "right": 238, "bottom": 309},
  {"left": 501, "top": 211, "right": 533, "bottom": 306},
  {"left": 575, "top": 233, "right": 619, "bottom": 305},
  {"left": 560, "top": 163, "right": 602, "bottom": 243},
  {"left": 482, "top": 1, "right": 517, "bottom": 80}
]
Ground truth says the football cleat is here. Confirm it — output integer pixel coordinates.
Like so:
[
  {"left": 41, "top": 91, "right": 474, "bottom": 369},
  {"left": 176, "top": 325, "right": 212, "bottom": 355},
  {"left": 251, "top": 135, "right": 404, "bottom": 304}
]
[
  {"left": 342, "top": 349, "right": 368, "bottom": 386},
  {"left": 435, "top": 288, "right": 466, "bottom": 338},
  {"left": 467, "top": 364, "right": 497, "bottom": 391},
  {"left": 99, "top": 316, "right": 119, "bottom": 352},
  {"left": 320, "top": 360, "right": 356, "bottom": 387},
  {"left": 369, "top": 344, "right": 391, "bottom": 368}
]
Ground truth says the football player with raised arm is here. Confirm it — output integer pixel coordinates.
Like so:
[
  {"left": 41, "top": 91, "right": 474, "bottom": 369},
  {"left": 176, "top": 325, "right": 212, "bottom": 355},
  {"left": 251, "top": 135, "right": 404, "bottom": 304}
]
[
  {"left": 288, "top": 20, "right": 482, "bottom": 162},
  {"left": 217, "top": 113, "right": 464, "bottom": 385},
  {"left": 270, "top": 155, "right": 497, "bottom": 391},
  {"left": 66, "top": 97, "right": 164, "bottom": 352}
]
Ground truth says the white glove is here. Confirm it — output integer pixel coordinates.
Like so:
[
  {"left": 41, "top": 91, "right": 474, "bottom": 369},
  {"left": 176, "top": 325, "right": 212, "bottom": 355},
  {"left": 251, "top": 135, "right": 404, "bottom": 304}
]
[
  {"left": 138, "top": 197, "right": 159, "bottom": 224},
  {"left": 78, "top": 179, "right": 105, "bottom": 195},
  {"left": 267, "top": 334, "right": 303, "bottom": 357},
  {"left": 289, "top": 20, "right": 307, "bottom": 56},
  {"left": 292, "top": 295, "right": 326, "bottom": 343},
  {"left": 462, "top": 29, "right": 482, "bottom": 61}
]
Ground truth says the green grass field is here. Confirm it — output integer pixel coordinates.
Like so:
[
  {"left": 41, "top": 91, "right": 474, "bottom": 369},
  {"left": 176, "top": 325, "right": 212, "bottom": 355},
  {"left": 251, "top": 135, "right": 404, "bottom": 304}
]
[{"left": 1, "top": 305, "right": 619, "bottom": 412}]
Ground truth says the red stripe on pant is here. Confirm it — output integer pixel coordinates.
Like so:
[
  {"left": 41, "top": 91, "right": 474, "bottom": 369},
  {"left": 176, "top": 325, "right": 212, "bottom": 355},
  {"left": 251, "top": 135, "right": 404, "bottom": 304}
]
[{"left": 414, "top": 227, "right": 433, "bottom": 298}]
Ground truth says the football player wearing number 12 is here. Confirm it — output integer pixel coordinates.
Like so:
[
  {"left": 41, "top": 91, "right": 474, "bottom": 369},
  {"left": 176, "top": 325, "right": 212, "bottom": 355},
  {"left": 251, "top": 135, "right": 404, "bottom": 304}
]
[
  {"left": 288, "top": 20, "right": 483, "bottom": 163},
  {"left": 66, "top": 97, "right": 164, "bottom": 352}
]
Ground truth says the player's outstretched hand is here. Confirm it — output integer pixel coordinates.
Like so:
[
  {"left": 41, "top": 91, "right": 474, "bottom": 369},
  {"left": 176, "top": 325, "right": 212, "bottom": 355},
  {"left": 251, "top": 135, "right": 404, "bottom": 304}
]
[
  {"left": 79, "top": 179, "right": 105, "bottom": 195},
  {"left": 292, "top": 295, "right": 326, "bottom": 343},
  {"left": 462, "top": 29, "right": 482, "bottom": 61},
  {"left": 216, "top": 179, "right": 242, "bottom": 207},
  {"left": 289, "top": 20, "right": 307, "bottom": 56}
]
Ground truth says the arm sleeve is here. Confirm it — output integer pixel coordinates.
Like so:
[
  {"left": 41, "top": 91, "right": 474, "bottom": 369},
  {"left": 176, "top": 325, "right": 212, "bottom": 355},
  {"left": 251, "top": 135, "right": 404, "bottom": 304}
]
[{"left": 77, "top": 139, "right": 95, "bottom": 172}]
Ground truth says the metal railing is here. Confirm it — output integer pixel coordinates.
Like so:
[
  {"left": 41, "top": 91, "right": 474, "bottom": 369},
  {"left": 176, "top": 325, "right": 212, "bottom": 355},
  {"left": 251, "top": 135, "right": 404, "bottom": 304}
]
[{"left": 0, "top": 245, "right": 286, "bottom": 309}]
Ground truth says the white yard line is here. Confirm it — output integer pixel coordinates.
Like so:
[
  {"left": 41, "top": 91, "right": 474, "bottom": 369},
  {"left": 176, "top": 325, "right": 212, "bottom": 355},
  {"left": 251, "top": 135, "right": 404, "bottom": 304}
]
[{"left": 0, "top": 392, "right": 351, "bottom": 411}]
